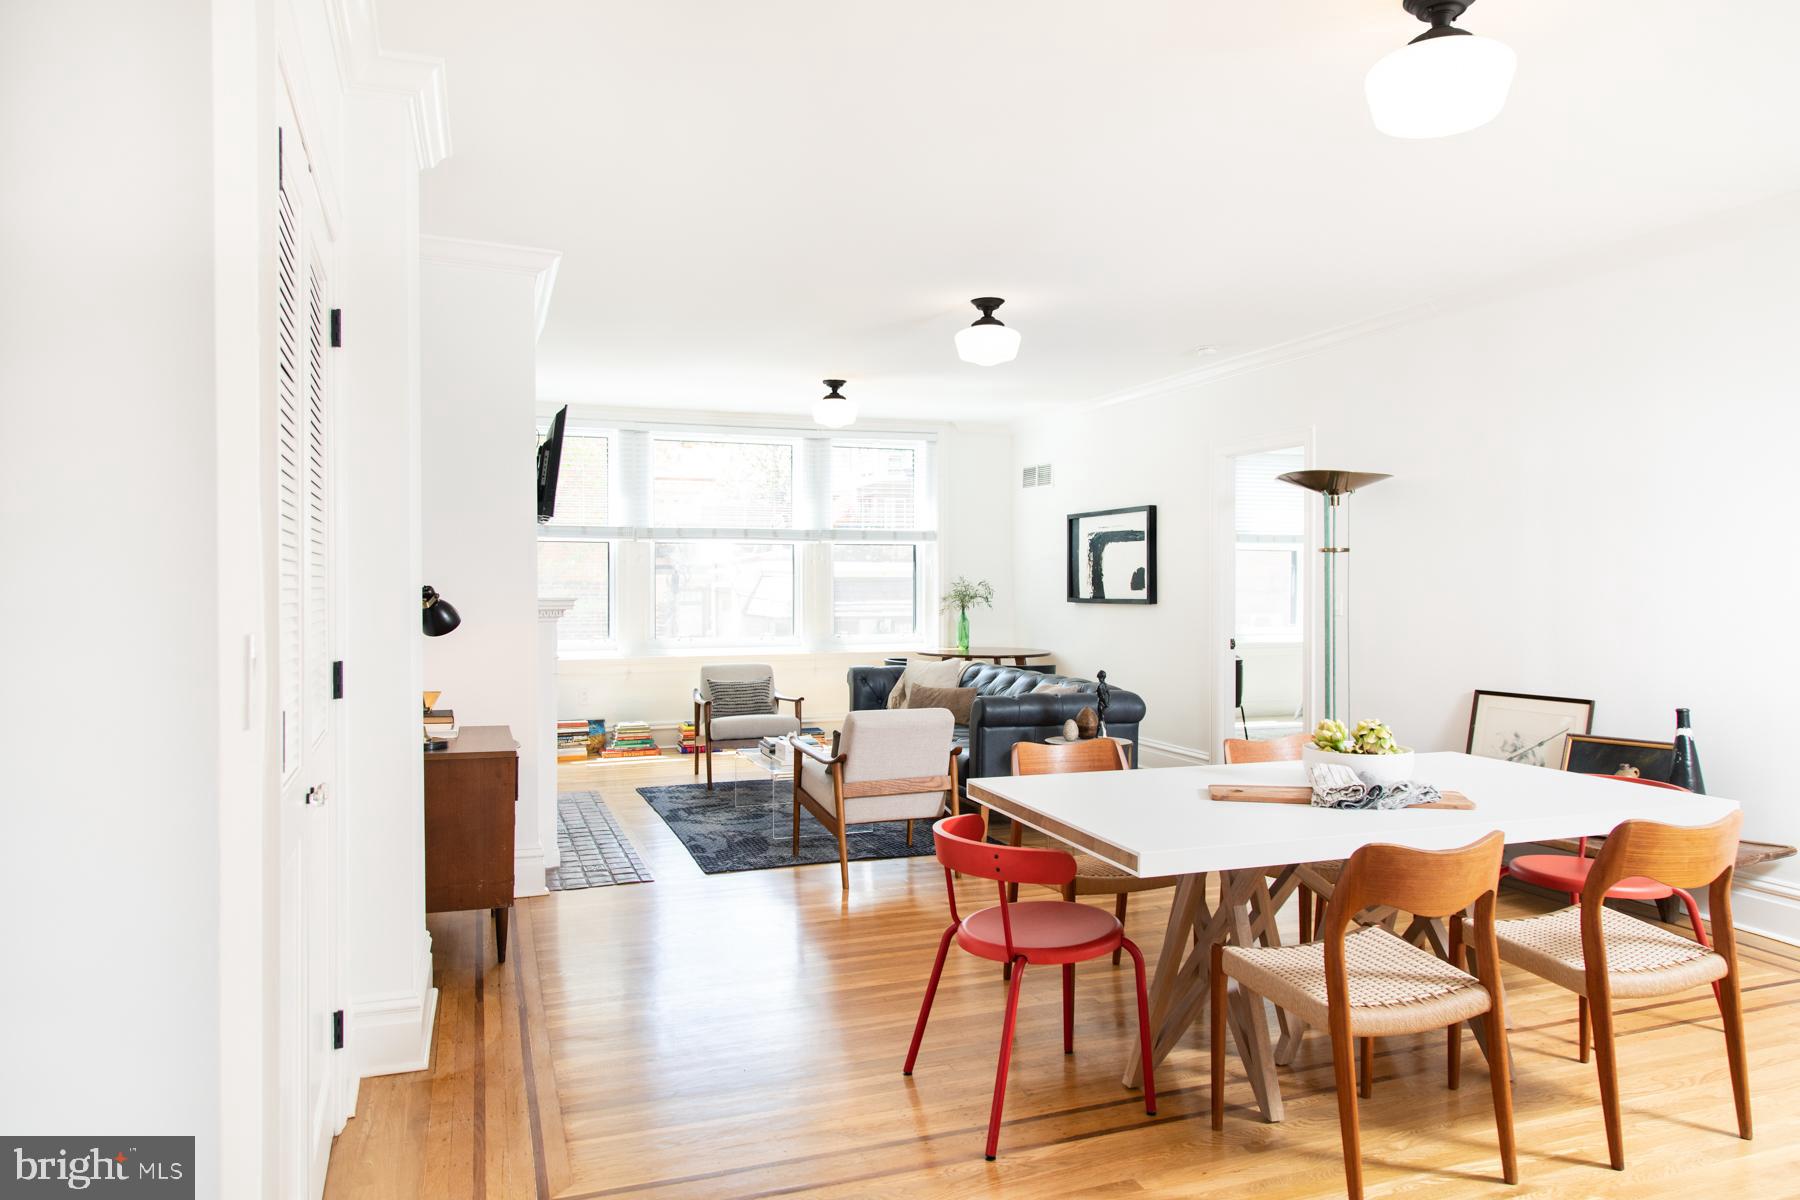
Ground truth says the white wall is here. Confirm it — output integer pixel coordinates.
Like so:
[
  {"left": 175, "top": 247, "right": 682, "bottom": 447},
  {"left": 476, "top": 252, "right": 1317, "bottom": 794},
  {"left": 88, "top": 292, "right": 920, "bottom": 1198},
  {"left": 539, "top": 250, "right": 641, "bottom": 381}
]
[
  {"left": 938, "top": 426, "right": 1019, "bottom": 648},
  {"left": 338, "top": 90, "right": 436, "bottom": 1081},
  {"left": 421, "top": 245, "right": 557, "bottom": 895},
  {"left": 1012, "top": 205, "right": 1800, "bottom": 934},
  {"left": 0, "top": 0, "right": 225, "bottom": 1181}
]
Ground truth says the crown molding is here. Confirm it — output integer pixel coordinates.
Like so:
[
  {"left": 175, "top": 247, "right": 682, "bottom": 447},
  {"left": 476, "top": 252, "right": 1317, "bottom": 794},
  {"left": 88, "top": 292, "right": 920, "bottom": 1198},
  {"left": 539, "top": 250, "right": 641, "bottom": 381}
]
[
  {"left": 1080, "top": 306, "right": 1434, "bottom": 414},
  {"left": 325, "top": 0, "right": 451, "bottom": 169},
  {"left": 419, "top": 235, "right": 563, "bottom": 339},
  {"left": 1073, "top": 188, "right": 1800, "bottom": 419}
]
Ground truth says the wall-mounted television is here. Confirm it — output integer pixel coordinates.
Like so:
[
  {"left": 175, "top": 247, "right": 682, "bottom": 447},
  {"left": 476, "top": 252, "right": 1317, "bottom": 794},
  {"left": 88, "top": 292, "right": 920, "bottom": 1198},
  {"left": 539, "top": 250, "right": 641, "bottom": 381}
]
[{"left": 536, "top": 406, "right": 568, "bottom": 523}]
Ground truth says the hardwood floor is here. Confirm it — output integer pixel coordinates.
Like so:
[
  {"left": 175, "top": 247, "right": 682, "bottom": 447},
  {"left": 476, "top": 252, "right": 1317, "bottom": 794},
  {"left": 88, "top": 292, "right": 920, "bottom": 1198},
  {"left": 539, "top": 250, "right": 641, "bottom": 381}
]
[{"left": 325, "top": 754, "right": 1800, "bottom": 1198}]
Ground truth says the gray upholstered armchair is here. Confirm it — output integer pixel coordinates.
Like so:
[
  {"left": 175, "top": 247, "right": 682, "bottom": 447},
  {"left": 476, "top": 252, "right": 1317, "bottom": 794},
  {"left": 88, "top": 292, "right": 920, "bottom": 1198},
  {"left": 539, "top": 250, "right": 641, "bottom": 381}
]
[
  {"left": 790, "top": 708, "right": 959, "bottom": 893},
  {"left": 692, "top": 663, "right": 804, "bottom": 790}
]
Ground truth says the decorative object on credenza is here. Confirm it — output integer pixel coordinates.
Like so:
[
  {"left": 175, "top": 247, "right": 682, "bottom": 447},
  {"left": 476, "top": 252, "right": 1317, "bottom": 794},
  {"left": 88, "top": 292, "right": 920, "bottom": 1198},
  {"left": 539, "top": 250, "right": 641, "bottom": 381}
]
[
  {"left": 1561, "top": 734, "right": 1676, "bottom": 781},
  {"left": 1061, "top": 718, "right": 1080, "bottom": 741},
  {"left": 1465, "top": 689, "right": 1595, "bottom": 768},
  {"left": 812, "top": 379, "right": 855, "bottom": 429},
  {"left": 1669, "top": 707, "right": 1706, "bottom": 793},
  {"left": 1095, "top": 668, "right": 1111, "bottom": 734},
  {"left": 1074, "top": 706, "right": 1099, "bottom": 739},
  {"left": 422, "top": 692, "right": 455, "bottom": 751},
  {"left": 1366, "top": 0, "right": 1516, "bottom": 141},
  {"left": 1277, "top": 471, "right": 1389, "bottom": 719},
  {"left": 1300, "top": 717, "right": 1415, "bottom": 785},
  {"left": 940, "top": 576, "right": 994, "bottom": 656},
  {"left": 421, "top": 585, "right": 461, "bottom": 637},
  {"left": 1066, "top": 505, "right": 1157, "bottom": 604},
  {"left": 954, "top": 297, "right": 1022, "bottom": 366}
]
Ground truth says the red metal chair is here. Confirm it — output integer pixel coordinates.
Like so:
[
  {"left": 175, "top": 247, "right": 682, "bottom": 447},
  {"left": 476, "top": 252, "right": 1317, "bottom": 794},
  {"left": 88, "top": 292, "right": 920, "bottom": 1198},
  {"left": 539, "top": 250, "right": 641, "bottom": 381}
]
[
  {"left": 1503, "top": 773, "right": 1717, "bottom": 1057},
  {"left": 902, "top": 812, "right": 1157, "bottom": 1160}
]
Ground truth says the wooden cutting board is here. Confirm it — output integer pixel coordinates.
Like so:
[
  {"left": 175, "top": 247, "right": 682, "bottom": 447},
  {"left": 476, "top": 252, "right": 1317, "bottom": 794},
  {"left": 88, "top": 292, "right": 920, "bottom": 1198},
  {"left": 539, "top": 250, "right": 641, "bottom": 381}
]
[{"left": 1207, "top": 784, "right": 1475, "bottom": 810}]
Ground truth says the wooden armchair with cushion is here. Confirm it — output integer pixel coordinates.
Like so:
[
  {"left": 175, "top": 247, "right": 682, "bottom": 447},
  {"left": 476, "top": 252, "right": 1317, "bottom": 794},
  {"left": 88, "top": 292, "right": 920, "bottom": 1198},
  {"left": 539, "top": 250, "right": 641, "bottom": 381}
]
[
  {"left": 791, "top": 708, "right": 960, "bottom": 893},
  {"left": 692, "top": 663, "right": 803, "bottom": 790}
]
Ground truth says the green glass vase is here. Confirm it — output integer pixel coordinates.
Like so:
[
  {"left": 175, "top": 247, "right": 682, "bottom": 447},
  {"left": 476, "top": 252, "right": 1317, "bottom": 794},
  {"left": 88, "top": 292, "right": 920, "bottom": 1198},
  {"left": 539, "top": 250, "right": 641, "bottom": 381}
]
[{"left": 956, "top": 606, "right": 970, "bottom": 655}]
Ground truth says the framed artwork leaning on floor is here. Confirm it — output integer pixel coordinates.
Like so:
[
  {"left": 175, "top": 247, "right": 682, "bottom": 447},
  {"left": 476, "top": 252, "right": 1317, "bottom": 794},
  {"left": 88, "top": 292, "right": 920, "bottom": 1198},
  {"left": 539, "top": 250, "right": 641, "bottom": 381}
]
[
  {"left": 1465, "top": 690, "right": 1595, "bottom": 768},
  {"left": 1562, "top": 733, "right": 1676, "bottom": 781}
]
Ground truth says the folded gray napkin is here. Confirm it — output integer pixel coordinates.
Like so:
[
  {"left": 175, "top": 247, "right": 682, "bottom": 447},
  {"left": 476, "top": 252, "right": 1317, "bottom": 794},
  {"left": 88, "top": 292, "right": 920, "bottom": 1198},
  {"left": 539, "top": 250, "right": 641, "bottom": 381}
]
[{"left": 1308, "top": 764, "right": 1443, "bottom": 810}]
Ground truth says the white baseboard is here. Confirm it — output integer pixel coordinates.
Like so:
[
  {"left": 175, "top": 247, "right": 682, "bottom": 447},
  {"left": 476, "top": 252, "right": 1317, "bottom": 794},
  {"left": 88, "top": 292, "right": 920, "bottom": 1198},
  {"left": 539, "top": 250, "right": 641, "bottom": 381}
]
[
  {"left": 1138, "top": 738, "right": 1211, "bottom": 767},
  {"left": 350, "top": 985, "right": 439, "bottom": 1079},
  {"left": 514, "top": 846, "right": 548, "bottom": 897},
  {"left": 1730, "top": 872, "right": 1800, "bottom": 946}
]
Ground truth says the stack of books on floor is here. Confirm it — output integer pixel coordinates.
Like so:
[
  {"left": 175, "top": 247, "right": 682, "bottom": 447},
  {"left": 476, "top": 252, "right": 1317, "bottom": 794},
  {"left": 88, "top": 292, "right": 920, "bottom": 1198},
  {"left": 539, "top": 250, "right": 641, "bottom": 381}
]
[
  {"left": 677, "top": 721, "right": 700, "bottom": 754},
  {"left": 603, "top": 721, "right": 660, "bottom": 758},
  {"left": 556, "top": 720, "right": 591, "bottom": 762}
]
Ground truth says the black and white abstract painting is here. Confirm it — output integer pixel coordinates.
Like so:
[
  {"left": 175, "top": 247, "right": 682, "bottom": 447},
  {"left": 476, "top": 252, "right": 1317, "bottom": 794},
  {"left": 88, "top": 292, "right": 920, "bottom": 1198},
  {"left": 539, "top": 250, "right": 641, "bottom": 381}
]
[{"left": 1066, "top": 505, "right": 1157, "bottom": 604}]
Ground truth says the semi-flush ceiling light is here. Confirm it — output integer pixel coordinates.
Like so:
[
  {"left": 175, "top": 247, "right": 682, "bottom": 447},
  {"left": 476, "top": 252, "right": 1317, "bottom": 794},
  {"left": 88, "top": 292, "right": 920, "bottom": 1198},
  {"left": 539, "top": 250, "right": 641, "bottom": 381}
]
[
  {"left": 813, "top": 379, "right": 855, "bottom": 428},
  {"left": 954, "top": 297, "right": 1022, "bottom": 366},
  {"left": 1366, "top": 1, "right": 1516, "bottom": 139}
]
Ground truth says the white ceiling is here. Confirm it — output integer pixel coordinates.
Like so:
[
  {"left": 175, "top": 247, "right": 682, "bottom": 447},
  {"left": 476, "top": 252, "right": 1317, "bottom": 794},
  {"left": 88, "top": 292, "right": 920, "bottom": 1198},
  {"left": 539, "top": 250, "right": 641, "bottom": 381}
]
[{"left": 380, "top": 1, "right": 1800, "bottom": 424}]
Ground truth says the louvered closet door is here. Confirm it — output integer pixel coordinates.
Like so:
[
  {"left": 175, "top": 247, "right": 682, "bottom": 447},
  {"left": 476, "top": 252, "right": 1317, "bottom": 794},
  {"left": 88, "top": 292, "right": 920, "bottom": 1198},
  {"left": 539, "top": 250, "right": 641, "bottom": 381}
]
[
  {"left": 273, "top": 91, "right": 342, "bottom": 1200},
  {"left": 276, "top": 137, "right": 304, "bottom": 779}
]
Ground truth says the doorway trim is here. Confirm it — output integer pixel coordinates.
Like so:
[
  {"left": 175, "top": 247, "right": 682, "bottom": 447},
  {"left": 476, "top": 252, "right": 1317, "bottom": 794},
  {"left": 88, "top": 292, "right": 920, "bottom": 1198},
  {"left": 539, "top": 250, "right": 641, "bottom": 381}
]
[{"left": 1209, "top": 428, "right": 1317, "bottom": 759}]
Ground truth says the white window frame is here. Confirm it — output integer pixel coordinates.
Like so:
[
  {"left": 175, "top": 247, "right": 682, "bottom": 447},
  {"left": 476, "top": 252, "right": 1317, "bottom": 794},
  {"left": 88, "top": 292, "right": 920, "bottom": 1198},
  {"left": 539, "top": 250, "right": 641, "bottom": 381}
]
[{"left": 537, "top": 417, "right": 937, "bottom": 657}]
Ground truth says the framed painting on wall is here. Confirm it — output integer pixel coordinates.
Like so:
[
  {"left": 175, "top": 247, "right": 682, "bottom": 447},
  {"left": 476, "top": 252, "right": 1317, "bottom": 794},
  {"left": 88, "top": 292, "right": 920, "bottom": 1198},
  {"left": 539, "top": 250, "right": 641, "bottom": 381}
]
[
  {"left": 1066, "top": 505, "right": 1157, "bottom": 604},
  {"left": 1465, "top": 690, "right": 1595, "bottom": 768},
  {"left": 1561, "top": 734, "right": 1676, "bottom": 781}
]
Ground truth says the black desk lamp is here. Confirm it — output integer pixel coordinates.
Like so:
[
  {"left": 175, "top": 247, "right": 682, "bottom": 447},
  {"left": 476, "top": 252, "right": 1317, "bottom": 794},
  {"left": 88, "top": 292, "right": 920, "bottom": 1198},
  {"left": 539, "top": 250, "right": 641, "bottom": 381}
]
[{"left": 422, "top": 585, "right": 461, "bottom": 637}]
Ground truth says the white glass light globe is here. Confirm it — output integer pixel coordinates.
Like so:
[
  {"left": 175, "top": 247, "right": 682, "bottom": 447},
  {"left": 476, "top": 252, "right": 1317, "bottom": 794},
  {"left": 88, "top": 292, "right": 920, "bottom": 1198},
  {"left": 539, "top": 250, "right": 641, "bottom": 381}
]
[
  {"left": 812, "top": 395, "right": 856, "bottom": 428},
  {"left": 955, "top": 322, "right": 1022, "bottom": 366},
  {"left": 1365, "top": 32, "right": 1516, "bottom": 139}
]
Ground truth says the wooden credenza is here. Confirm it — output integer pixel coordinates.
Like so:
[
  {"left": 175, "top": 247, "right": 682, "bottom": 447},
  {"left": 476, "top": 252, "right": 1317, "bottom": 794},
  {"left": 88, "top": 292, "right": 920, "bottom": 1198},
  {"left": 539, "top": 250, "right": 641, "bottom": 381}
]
[{"left": 424, "top": 724, "right": 517, "bottom": 962}]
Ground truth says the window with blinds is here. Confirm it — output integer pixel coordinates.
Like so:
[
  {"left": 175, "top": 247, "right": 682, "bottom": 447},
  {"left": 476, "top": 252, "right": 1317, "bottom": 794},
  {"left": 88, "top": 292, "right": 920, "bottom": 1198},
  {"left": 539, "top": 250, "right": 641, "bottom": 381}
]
[
  {"left": 830, "top": 444, "right": 916, "bottom": 530},
  {"left": 536, "top": 421, "right": 934, "bottom": 652},
  {"left": 544, "top": 433, "right": 609, "bottom": 527},
  {"left": 538, "top": 540, "right": 611, "bottom": 649},
  {"left": 652, "top": 437, "right": 794, "bottom": 528},
  {"left": 1234, "top": 448, "right": 1306, "bottom": 639}
]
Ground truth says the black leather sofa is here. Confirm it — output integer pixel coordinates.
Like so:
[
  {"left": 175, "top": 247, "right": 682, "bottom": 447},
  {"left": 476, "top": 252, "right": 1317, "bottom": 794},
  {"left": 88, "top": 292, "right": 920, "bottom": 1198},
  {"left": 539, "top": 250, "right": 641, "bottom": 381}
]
[{"left": 846, "top": 662, "right": 1147, "bottom": 788}]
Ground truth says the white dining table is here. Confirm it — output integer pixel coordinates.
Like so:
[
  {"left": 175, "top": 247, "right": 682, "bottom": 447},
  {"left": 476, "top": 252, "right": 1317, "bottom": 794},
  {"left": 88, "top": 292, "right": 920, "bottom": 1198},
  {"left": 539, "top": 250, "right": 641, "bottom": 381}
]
[{"left": 966, "top": 751, "right": 1740, "bottom": 1121}]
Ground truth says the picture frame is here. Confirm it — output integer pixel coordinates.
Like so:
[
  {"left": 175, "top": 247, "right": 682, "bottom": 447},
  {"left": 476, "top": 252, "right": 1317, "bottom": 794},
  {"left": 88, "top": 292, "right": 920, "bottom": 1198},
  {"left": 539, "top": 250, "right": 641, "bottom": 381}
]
[
  {"left": 1464, "top": 690, "right": 1595, "bottom": 768},
  {"left": 1066, "top": 505, "right": 1157, "bottom": 604},
  {"left": 1561, "top": 733, "right": 1676, "bottom": 782}
]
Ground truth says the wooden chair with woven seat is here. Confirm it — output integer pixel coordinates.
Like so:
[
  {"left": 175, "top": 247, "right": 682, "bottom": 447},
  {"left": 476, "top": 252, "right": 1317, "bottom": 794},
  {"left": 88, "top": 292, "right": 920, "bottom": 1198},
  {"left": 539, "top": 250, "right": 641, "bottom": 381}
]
[
  {"left": 1471, "top": 811, "right": 1749, "bottom": 1172},
  {"left": 1502, "top": 774, "right": 1717, "bottom": 1060},
  {"left": 998, "top": 738, "right": 1174, "bottom": 978},
  {"left": 1222, "top": 732, "right": 1337, "bottom": 942},
  {"left": 1211, "top": 831, "right": 1515, "bottom": 1200}
]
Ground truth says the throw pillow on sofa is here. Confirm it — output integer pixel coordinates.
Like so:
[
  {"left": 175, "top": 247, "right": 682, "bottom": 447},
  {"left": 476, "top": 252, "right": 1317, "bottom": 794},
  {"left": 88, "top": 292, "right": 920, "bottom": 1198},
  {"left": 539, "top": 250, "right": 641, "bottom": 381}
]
[
  {"left": 908, "top": 684, "right": 976, "bottom": 726},
  {"left": 710, "top": 676, "right": 773, "bottom": 717},
  {"left": 886, "top": 657, "right": 971, "bottom": 708}
]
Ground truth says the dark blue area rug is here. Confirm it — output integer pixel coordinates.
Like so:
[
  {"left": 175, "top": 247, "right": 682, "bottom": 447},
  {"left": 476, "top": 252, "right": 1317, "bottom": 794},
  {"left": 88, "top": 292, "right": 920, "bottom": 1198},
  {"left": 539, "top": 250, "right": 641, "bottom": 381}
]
[{"left": 636, "top": 777, "right": 946, "bottom": 875}]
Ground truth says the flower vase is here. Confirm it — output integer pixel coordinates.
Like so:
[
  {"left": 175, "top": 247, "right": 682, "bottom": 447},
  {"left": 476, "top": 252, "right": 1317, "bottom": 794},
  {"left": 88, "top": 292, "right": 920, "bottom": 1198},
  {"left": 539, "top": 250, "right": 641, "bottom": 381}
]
[{"left": 956, "top": 607, "right": 970, "bottom": 655}]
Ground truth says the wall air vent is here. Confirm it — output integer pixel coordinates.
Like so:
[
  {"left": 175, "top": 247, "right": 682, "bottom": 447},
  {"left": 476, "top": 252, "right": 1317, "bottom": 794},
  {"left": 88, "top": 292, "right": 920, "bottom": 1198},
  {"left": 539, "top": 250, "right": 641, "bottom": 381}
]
[{"left": 1021, "top": 463, "right": 1054, "bottom": 489}]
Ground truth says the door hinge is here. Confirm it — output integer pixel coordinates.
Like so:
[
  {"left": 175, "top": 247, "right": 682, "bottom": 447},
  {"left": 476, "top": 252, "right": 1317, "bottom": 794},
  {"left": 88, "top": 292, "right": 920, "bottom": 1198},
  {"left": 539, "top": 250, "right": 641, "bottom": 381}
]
[
  {"left": 332, "top": 1010, "right": 345, "bottom": 1050},
  {"left": 331, "top": 660, "right": 344, "bottom": 699},
  {"left": 329, "top": 308, "right": 343, "bottom": 347}
]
